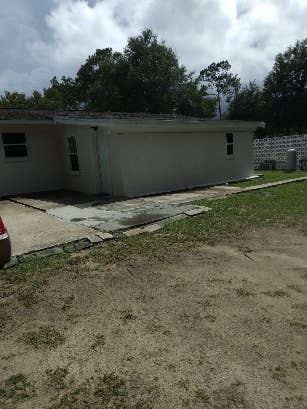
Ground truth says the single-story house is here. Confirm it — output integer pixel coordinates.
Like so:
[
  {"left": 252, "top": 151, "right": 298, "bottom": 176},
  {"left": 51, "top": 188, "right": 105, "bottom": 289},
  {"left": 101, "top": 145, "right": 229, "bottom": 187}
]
[{"left": 0, "top": 110, "right": 263, "bottom": 198}]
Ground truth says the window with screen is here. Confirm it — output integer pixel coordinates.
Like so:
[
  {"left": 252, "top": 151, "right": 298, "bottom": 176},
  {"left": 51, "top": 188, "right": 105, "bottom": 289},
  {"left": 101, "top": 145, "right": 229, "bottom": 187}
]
[
  {"left": 67, "top": 136, "right": 80, "bottom": 172},
  {"left": 226, "top": 133, "right": 234, "bottom": 156},
  {"left": 2, "top": 133, "right": 28, "bottom": 158}
]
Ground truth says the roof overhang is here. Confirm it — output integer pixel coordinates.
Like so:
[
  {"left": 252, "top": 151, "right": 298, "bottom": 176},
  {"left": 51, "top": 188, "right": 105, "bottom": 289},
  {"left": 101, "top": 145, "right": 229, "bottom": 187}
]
[
  {"left": 54, "top": 117, "right": 265, "bottom": 134},
  {"left": 0, "top": 120, "right": 54, "bottom": 125}
]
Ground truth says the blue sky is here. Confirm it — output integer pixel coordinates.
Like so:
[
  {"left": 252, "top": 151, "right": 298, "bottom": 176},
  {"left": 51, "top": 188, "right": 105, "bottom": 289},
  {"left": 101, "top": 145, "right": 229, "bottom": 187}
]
[{"left": 0, "top": 0, "right": 306, "bottom": 94}]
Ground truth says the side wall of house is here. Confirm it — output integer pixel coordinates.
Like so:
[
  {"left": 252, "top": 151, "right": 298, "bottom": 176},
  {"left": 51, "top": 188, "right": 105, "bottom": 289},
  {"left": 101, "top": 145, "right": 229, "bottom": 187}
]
[
  {"left": 0, "top": 124, "right": 64, "bottom": 197},
  {"left": 107, "top": 131, "right": 254, "bottom": 197}
]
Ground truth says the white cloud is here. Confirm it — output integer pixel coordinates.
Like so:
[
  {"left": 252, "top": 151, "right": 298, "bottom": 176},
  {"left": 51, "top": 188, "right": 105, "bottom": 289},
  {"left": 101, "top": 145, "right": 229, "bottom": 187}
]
[{"left": 0, "top": 0, "right": 306, "bottom": 94}]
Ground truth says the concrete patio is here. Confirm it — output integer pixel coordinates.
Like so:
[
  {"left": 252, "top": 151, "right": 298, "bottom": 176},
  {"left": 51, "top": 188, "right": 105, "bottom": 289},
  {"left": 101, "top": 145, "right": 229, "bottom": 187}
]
[{"left": 10, "top": 186, "right": 239, "bottom": 233}]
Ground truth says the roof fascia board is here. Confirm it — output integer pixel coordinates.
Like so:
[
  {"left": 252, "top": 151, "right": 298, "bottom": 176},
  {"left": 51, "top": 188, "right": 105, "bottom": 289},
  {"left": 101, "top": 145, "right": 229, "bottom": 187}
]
[
  {"left": 55, "top": 117, "right": 264, "bottom": 133},
  {"left": 0, "top": 120, "right": 54, "bottom": 125},
  {"left": 109, "top": 120, "right": 264, "bottom": 134}
]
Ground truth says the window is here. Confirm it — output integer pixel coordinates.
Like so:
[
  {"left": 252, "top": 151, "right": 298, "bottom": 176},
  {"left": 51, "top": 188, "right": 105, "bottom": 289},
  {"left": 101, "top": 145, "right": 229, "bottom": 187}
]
[
  {"left": 226, "top": 133, "right": 234, "bottom": 156},
  {"left": 67, "top": 136, "right": 80, "bottom": 172},
  {"left": 2, "top": 133, "right": 28, "bottom": 158}
]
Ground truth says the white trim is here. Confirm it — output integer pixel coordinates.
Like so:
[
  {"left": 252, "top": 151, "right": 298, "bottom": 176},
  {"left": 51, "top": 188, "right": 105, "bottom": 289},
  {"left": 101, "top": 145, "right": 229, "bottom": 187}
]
[{"left": 0, "top": 232, "right": 8, "bottom": 240}]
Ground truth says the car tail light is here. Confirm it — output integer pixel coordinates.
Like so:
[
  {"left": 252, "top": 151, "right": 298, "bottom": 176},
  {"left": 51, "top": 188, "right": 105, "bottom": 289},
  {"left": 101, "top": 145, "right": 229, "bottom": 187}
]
[{"left": 0, "top": 217, "right": 8, "bottom": 240}]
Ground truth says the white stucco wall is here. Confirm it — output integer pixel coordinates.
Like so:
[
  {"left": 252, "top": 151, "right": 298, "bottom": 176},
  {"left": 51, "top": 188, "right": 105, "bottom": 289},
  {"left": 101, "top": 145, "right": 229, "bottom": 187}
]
[
  {"left": 107, "top": 130, "right": 254, "bottom": 197},
  {"left": 0, "top": 124, "right": 63, "bottom": 197},
  {"left": 0, "top": 119, "right": 257, "bottom": 198}
]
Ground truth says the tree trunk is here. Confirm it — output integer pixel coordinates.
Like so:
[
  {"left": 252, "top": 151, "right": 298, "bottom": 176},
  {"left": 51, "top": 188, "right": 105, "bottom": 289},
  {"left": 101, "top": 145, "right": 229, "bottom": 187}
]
[{"left": 218, "top": 95, "right": 222, "bottom": 120}]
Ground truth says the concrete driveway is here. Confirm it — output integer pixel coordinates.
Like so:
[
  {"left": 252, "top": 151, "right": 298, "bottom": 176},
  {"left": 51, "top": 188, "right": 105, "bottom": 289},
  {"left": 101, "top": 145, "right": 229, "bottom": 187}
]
[
  {"left": 9, "top": 187, "right": 238, "bottom": 233},
  {"left": 1, "top": 185, "right": 240, "bottom": 257},
  {"left": 0, "top": 200, "right": 94, "bottom": 256}
]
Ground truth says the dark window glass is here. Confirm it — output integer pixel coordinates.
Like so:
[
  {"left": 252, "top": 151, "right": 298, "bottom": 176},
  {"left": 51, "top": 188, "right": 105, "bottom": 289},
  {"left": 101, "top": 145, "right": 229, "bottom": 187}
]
[
  {"left": 68, "top": 136, "right": 77, "bottom": 154},
  {"left": 227, "top": 144, "right": 234, "bottom": 155},
  {"left": 226, "top": 133, "right": 233, "bottom": 144},
  {"left": 67, "top": 136, "right": 80, "bottom": 172},
  {"left": 2, "top": 133, "right": 26, "bottom": 145},
  {"left": 2, "top": 133, "right": 28, "bottom": 158},
  {"left": 70, "top": 154, "right": 80, "bottom": 172},
  {"left": 226, "top": 133, "right": 234, "bottom": 156},
  {"left": 4, "top": 145, "right": 28, "bottom": 157}
]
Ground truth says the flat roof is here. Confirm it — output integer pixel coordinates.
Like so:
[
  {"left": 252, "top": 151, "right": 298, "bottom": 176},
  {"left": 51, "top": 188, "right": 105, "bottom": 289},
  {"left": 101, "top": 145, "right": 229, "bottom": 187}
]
[{"left": 0, "top": 109, "right": 209, "bottom": 122}]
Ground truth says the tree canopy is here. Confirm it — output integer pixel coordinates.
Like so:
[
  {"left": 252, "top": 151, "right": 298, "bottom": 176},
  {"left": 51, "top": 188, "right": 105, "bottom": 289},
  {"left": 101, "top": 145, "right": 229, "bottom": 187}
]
[
  {"left": 228, "top": 81, "right": 264, "bottom": 121},
  {"left": 263, "top": 39, "right": 307, "bottom": 134},
  {"left": 199, "top": 60, "right": 241, "bottom": 119},
  {"left": 227, "top": 38, "right": 307, "bottom": 135}
]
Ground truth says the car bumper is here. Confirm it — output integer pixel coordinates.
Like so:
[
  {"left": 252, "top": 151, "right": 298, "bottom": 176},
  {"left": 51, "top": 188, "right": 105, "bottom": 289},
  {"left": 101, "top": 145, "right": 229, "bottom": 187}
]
[{"left": 0, "top": 233, "right": 11, "bottom": 267}]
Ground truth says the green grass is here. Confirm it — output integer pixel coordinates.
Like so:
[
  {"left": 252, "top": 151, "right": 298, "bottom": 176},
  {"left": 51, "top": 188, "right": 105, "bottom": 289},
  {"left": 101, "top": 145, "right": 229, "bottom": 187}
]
[
  {"left": 46, "top": 368, "right": 69, "bottom": 391},
  {"left": 231, "top": 169, "right": 307, "bottom": 188},
  {"left": 20, "top": 326, "right": 65, "bottom": 350},
  {"left": 90, "top": 334, "right": 106, "bottom": 351},
  {"left": 0, "top": 374, "right": 33, "bottom": 405},
  {"left": 0, "top": 306, "right": 10, "bottom": 330}
]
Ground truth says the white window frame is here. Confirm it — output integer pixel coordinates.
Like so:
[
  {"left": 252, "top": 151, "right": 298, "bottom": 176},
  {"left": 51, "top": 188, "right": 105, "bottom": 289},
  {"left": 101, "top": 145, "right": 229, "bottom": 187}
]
[
  {"left": 1, "top": 132, "right": 29, "bottom": 162},
  {"left": 66, "top": 135, "right": 80, "bottom": 175}
]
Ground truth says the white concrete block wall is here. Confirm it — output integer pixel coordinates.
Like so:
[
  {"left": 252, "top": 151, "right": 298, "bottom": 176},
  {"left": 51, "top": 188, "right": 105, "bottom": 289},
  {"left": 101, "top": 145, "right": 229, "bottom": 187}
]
[{"left": 254, "top": 135, "right": 307, "bottom": 169}]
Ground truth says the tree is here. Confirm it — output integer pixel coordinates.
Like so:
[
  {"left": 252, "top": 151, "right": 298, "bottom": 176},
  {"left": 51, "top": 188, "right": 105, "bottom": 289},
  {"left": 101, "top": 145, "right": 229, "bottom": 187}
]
[
  {"left": 177, "top": 75, "right": 217, "bottom": 117},
  {"left": 75, "top": 29, "right": 216, "bottom": 116},
  {"left": 263, "top": 39, "right": 307, "bottom": 134},
  {"left": 199, "top": 61, "right": 241, "bottom": 119},
  {"left": 0, "top": 91, "right": 29, "bottom": 108},
  {"left": 76, "top": 48, "right": 127, "bottom": 111},
  {"left": 228, "top": 81, "right": 264, "bottom": 120},
  {"left": 49, "top": 76, "right": 79, "bottom": 110},
  {"left": 122, "top": 29, "right": 187, "bottom": 113},
  {"left": 0, "top": 87, "right": 65, "bottom": 110}
]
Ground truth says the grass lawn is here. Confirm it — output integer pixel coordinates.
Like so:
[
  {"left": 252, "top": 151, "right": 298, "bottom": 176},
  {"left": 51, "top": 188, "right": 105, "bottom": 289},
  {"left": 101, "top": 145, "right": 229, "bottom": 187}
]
[
  {"left": 231, "top": 169, "right": 307, "bottom": 188},
  {"left": 0, "top": 181, "right": 306, "bottom": 408}
]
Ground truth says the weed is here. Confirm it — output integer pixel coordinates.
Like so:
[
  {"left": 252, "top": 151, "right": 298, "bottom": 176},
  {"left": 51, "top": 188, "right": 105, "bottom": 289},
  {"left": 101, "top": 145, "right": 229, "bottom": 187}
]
[
  {"left": 94, "top": 373, "right": 126, "bottom": 403},
  {"left": 211, "top": 380, "right": 249, "bottom": 408},
  {"left": 17, "top": 282, "right": 45, "bottom": 307},
  {"left": 0, "top": 306, "right": 10, "bottom": 330},
  {"left": 0, "top": 373, "right": 33, "bottom": 404},
  {"left": 62, "top": 295, "right": 74, "bottom": 311},
  {"left": 271, "top": 366, "right": 287, "bottom": 383},
  {"left": 235, "top": 287, "right": 252, "bottom": 297},
  {"left": 195, "top": 388, "right": 210, "bottom": 403},
  {"left": 264, "top": 289, "right": 288, "bottom": 297},
  {"left": 49, "top": 373, "right": 127, "bottom": 409},
  {"left": 46, "top": 368, "right": 69, "bottom": 390},
  {"left": 21, "top": 326, "right": 65, "bottom": 349},
  {"left": 203, "top": 314, "right": 217, "bottom": 322},
  {"left": 177, "top": 378, "right": 190, "bottom": 390},
  {"left": 291, "top": 302, "right": 307, "bottom": 311},
  {"left": 289, "top": 321, "right": 307, "bottom": 330},
  {"left": 121, "top": 309, "right": 136, "bottom": 323},
  {"left": 90, "top": 334, "right": 105, "bottom": 351}
]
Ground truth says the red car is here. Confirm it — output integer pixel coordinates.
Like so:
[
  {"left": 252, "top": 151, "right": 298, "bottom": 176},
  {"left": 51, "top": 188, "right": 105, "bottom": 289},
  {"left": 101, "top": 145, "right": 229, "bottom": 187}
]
[{"left": 0, "top": 217, "right": 11, "bottom": 268}]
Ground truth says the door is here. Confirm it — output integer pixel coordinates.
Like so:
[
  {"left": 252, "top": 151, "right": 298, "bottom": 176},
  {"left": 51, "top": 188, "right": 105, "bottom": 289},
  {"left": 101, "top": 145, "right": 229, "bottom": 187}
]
[{"left": 95, "top": 128, "right": 113, "bottom": 196}]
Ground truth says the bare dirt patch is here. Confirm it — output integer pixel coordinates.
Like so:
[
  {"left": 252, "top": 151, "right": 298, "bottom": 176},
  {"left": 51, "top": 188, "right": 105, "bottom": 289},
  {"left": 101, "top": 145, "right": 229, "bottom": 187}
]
[{"left": 0, "top": 227, "right": 306, "bottom": 408}]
